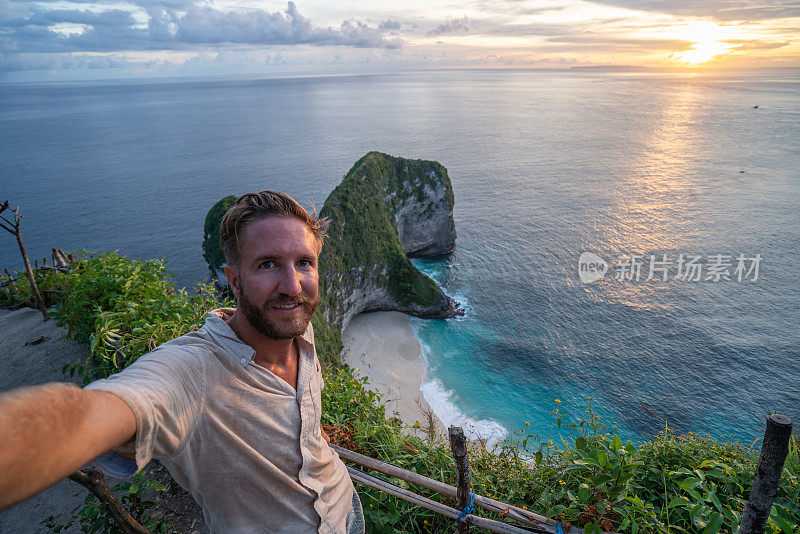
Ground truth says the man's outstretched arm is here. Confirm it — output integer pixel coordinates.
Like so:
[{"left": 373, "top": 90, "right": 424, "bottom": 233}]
[{"left": 0, "top": 382, "right": 136, "bottom": 509}]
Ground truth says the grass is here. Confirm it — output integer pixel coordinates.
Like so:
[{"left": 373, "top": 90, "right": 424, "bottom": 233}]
[{"left": 2, "top": 254, "right": 798, "bottom": 533}]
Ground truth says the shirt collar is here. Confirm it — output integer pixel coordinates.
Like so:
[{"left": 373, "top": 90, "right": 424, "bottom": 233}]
[{"left": 203, "top": 308, "right": 315, "bottom": 368}]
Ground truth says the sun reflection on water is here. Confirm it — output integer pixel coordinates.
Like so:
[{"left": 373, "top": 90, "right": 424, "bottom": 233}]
[{"left": 598, "top": 81, "right": 704, "bottom": 309}]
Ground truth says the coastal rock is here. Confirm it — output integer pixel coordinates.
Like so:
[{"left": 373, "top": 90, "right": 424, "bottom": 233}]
[
  {"left": 202, "top": 194, "right": 237, "bottom": 289},
  {"left": 318, "top": 152, "right": 461, "bottom": 334},
  {"left": 393, "top": 171, "right": 456, "bottom": 256}
]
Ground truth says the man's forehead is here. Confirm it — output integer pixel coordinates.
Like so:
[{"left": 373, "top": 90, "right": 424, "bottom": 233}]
[{"left": 239, "top": 216, "right": 319, "bottom": 257}]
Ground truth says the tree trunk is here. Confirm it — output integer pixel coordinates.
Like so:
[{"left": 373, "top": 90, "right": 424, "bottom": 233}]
[{"left": 16, "top": 229, "right": 48, "bottom": 321}]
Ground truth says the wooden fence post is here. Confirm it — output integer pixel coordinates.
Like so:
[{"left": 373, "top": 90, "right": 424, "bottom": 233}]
[
  {"left": 52, "top": 248, "right": 69, "bottom": 269},
  {"left": 738, "top": 414, "right": 793, "bottom": 534},
  {"left": 449, "top": 426, "right": 471, "bottom": 533},
  {"left": 3, "top": 269, "right": 17, "bottom": 295}
]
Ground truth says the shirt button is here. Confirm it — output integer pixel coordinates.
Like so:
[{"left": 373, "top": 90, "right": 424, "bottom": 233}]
[{"left": 240, "top": 358, "right": 247, "bottom": 364}]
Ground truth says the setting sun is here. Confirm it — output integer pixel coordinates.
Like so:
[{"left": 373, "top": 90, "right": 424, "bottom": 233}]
[
  {"left": 666, "top": 21, "right": 743, "bottom": 64},
  {"left": 672, "top": 40, "right": 738, "bottom": 64}
]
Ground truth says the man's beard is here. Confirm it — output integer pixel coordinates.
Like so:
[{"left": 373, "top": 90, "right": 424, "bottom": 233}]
[{"left": 237, "top": 285, "right": 319, "bottom": 340}]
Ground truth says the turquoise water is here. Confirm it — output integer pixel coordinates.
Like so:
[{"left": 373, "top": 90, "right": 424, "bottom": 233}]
[
  {"left": 2, "top": 69, "right": 798, "bottom": 444},
  {"left": 411, "top": 258, "right": 651, "bottom": 445}
]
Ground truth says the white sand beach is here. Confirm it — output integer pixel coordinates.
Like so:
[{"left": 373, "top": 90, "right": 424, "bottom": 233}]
[{"left": 340, "top": 311, "right": 446, "bottom": 439}]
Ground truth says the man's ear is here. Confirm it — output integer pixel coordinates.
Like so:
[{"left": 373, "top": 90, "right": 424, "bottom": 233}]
[{"left": 224, "top": 264, "right": 241, "bottom": 300}]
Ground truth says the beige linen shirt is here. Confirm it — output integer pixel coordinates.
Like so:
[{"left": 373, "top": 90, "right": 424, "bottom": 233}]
[{"left": 85, "top": 308, "right": 354, "bottom": 533}]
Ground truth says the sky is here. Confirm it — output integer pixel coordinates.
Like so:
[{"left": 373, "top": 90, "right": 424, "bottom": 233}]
[{"left": 1, "top": 0, "right": 799, "bottom": 81}]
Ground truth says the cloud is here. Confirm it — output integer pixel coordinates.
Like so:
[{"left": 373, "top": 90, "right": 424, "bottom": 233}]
[
  {"left": 725, "top": 39, "right": 790, "bottom": 50},
  {"left": 379, "top": 19, "right": 400, "bottom": 31},
  {"left": 2, "top": 7, "right": 136, "bottom": 29},
  {"left": 1, "top": 1, "right": 402, "bottom": 60},
  {"left": 545, "top": 36, "right": 696, "bottom": 52},
  {"left": 0, "top": 51, "right": 132, "bottom": 71},
  {"left": 587, "top": 0, "right": 800, "bottom": 21},
  {"left": 428, "top": 16, "right": 470, "bottom": 36}
]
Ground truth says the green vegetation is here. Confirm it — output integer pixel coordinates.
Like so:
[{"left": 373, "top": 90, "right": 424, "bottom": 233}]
[
  {"left": 201, "top": 195, "right": 237, "bottom": 277},
  {"left": 2, "top": 255, "right": 798, "bottom": 533}
]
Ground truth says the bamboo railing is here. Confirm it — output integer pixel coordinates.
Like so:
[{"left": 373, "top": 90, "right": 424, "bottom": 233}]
[{"left": 333, "top": 425, "right": 617, "bottom": 534}]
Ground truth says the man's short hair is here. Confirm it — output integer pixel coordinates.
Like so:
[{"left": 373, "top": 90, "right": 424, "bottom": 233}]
[{"left": 220, "top": 190, "right": 328, "bottom": 269}]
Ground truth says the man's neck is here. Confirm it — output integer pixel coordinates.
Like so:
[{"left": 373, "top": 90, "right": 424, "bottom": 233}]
[{"left": 226, "top": 309, "right": 296, "bottom": 369}]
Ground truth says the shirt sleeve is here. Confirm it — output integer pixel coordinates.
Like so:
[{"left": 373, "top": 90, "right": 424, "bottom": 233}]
[{"left": 85, "top": 342, "right": 205, "bottom": 474}]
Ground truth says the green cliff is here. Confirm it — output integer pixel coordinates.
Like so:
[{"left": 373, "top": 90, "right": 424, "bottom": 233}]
[
  {"left": 202, "top": 195, "right": 236, "bottom": 282},
  {"left": 317, "top": 151, "right": 459, "bottom": 331}
]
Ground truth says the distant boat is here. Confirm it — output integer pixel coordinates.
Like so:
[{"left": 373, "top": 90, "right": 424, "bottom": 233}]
[{"left": 753, "top": 105, "right": 759, "bottom": 108}]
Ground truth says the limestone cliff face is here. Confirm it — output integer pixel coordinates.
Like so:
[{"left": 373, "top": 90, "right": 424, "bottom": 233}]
[
  {"left": 318, "top": 152, "right": 460, "bottom": 333},
  {"left": 392, "top": 171, "right": 456, "bottom": 257}
]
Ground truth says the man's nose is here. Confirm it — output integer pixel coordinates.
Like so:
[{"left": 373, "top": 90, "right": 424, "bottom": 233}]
[{"left": 278, "top": 265, "right": 302, "bottom": 296}]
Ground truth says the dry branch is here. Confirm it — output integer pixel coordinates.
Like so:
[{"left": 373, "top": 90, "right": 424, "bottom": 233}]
[
  {"left": 3, "top": 269, "right": 17, "bottom": 294},
  {"left": 68, "top": 468, "right": 150, "bottom": 534},
  {"left": 0, "top": 202, "right": 48, "bottom": 320}
]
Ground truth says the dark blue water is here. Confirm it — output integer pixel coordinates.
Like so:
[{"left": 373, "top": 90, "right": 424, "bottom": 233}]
[{"left": 2, "top": 69, "right": 798, "bottom": 444}]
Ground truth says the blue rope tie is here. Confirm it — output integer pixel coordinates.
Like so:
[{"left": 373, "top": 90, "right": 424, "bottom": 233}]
[
  {"left": 455, "top": 491, "right": 476, "bottom": 523},
  {"left": 556, "top": 520, "right": 565, "bottom": 534}
]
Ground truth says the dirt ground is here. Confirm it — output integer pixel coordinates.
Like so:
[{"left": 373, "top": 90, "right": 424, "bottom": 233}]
[
  {"left": 0, "top": 307, "right": 208, "bottom": 534},
  {"left": 0, "top": 307, "right": 91, "bottom": 533}
]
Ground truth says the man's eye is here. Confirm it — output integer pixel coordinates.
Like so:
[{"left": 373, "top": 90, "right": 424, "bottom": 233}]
[
  {"left": 260, "top": 261, "right": 274, "bottom": 269},
  {"left": 298, "top": 260, "right": 313, "bottom": 268}
]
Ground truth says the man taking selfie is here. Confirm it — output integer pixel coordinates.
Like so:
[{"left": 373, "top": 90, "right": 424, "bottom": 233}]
[{"left": 0, "top": 190, "right": 364, "bottom": 533}]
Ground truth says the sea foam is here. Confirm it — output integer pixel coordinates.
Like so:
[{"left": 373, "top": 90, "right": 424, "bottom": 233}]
[
  {"left": 410, "top": 316, "right": 510, "bottom": 447},
  {"left": 420, "top": 378, "right": 509, "bottom": 447}
]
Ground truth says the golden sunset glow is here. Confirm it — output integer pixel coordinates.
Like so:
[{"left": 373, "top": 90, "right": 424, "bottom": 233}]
[
  {"left": 664, "top": 21, "right": 743, "bottom": 65},
  {"left": 672, "top": 41, "right": 739, "bottom": 64},
  {"left": 2, "top": 0, "right": 800, "bottom": 80}
]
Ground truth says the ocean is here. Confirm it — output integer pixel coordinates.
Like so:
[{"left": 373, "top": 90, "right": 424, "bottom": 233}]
[{"left": 1, "top": 68, "right": 798, "bottom": 445}]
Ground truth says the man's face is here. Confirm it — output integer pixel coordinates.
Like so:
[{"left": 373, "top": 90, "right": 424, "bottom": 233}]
[{"left": 229, "top": 216, "right": 320, "bottom": 340}]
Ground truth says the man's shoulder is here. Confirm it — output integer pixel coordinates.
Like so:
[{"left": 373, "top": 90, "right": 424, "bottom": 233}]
[
  {"left": 137, "top": 331, "right": 217, "bottom": 373},
  {"left": 141, "top": 313, "right": 231, "bottom": 368},
  {"left": 153, "top": 329, "right": 217, "bottom": 354}
]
